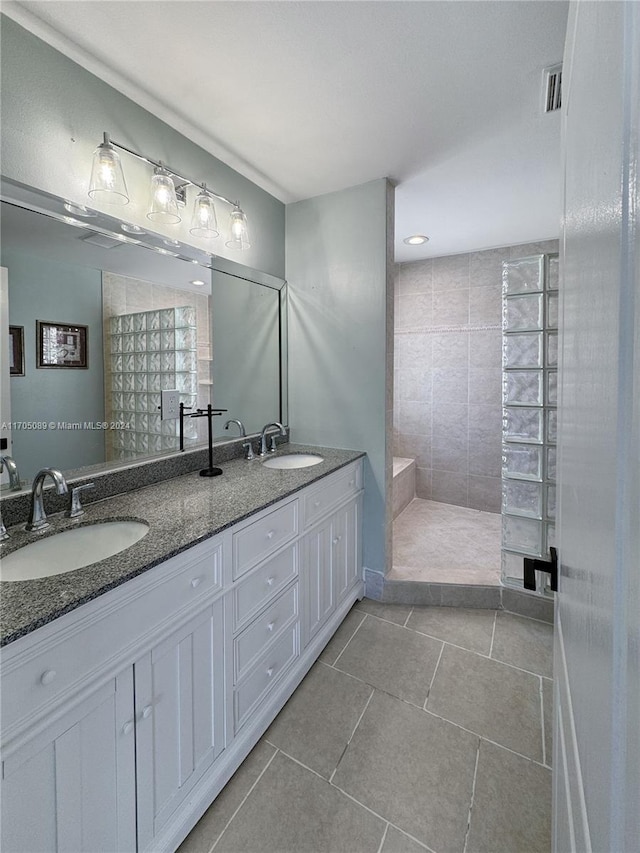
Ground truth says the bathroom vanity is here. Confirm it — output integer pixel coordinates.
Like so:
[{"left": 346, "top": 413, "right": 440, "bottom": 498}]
[{"left": 0, "top": 447, "right": 364, "bottom": 853}]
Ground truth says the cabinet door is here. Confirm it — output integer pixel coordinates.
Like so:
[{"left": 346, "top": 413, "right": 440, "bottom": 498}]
[
  {"left": 301, "top": 515, "right": 335, "bottom": 647},
  {"left": 1, "top": 670, "right": 136, "bottom": 853},
  {"left": 333, "top": 496, "right": 362, "bottom": 604},
  {"left": 135, "top": 598, "right": 225, "bottom": 851}
]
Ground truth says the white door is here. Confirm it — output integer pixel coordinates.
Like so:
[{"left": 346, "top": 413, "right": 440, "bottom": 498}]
[
  {"left": 0, "top": 671, "right": 137, "bottom": 853},
  {"left": 555, "top": 3, "right": 639, "bottom": 851}
]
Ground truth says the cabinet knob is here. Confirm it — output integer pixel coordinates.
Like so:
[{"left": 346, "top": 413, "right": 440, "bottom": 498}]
[
  {"left": 313, "top": 500, "right": 321, "bottom": 508},
  {"left": 266, "top": 667, "right": 274, "bottom": 678},
  {"left": 122, "top": 720, "right": 134, "bottom": 736},
  {"left": 266, "top": 576, "right": 275, "bottom": 586},
  {"left": 332, "top": 536, "right": 342, "bottom": 545},
  {"left": 40, "top": 670, "right": 56, "bottom": 686},
  {"left": 190, "top": 577, "right": 202, "bottom": 588},
  {"left": 266, "top": 530, "right": 275, "bottom": 540},
  {"left": 141, "top": 705, "right": 153, "bottom": 720},
  {"left": 267, "top": 621, "right": 275, "bottom": 632}
]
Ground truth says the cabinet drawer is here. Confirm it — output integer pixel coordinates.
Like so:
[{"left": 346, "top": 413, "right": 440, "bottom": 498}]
[
  {"left": 233, "top": 544, "right": 298, "bottom": 630},
  {"left": 1, "top": 538, "right": 222, "bottom": 736},
  {"left": 302, "top": 463, "right": 362, "bottom": 529},
  {"left": 233, "top": 623, "right": 298, "bottom": 732},
  {"left": 234, "top": 584, "right": 298, "bottom": 682},
  {"left": 232, "top": 501, "right": 298, "bottom": 580}
]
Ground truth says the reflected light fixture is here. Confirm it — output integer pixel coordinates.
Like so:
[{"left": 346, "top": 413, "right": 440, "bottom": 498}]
[
  {"left": 87, "top": 131, "right": 250, "bottom": 250},
  {"left": 403, "top": 234, "right": 429, "bottom": 245},
  {"left": 88, "top": 133, "right": 129, "bottom": 205}
]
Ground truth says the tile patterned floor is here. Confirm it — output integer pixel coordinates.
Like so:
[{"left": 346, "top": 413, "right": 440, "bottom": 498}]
[
  {"left": 389, "top": 499, "right": 502, "bottom": 586},
  {"left": 178, "top": 601, "right": 553, "bottom": 853}
]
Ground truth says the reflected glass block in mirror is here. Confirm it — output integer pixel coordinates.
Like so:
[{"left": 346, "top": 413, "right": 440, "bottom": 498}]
[
  {"left": 546, "top": 446, "right": 557, "bottom": 481},
  {"left": 546, "top": 409, "right": 558, "bottom": 444},
  {"left": 545, "top": 485, "right": 557, "bottom": 520},
  {"left": 546, "top": 291, "right": 559, "bottom": 328},
  {"left": 501, "top": 550, "right": 525, "bottom": 583},
  {"left": 547, "top": 254, "right": 559, "bottom": 290},
  {"left": 545, "top": 331, "right": 558, "bottom": 367},
  {"left": 546, "top": 370, "right": 558, "bottom": 405}
]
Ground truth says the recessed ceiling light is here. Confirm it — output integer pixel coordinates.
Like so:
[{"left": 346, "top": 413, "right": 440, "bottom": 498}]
[
  {"left": 190, "top": 279, "right": 206, "bottom": 287},
  {"left": 121, "top": 223, "right": 146, "bottom": 235},
  {"left": 403, "top": 235, "right": 429, "bottom": 245}
]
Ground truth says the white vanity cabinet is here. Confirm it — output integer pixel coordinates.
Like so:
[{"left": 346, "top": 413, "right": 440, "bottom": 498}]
[{"left": 0, "top": 458, "right": 364, "bottom": 853}]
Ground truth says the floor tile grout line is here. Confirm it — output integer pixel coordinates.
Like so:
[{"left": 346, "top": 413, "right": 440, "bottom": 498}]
[
  {"left": 488, "top": 610, "right": 498, "bottom": 658},
  {"left": 329, "top": 687, "right": 374, "bottom": 784},
  {"left": 209, "top": 745, "right": 279, "bottom": 852},
  {"left": 330, "top": 781, "right": 439, "bottom": 853},
  {"left": 403, "top": 606, "right": 414, "bottom": 628},
  {"left": 462, "top": 741, "right": 481, "bottom": 853},
  {"left": 375, "top": 822, "right": 390, "bottom": 853},
  {"left": 501, "top": 608, "right": 555, "bottom": 627},
  {"left": 331, "top": 612, "right": 367, "bottom": 667},
  {"left": 539, "top": 675, "right": 547, "bottom": 767},
  {"left": 407, "top": 623, "right": 551, "bottom": 680},
  {"left": 423, "top": 641, "right": 445, "bottom": 710},
  {"left": 423, "top": 706, "right": 550, "bottom": 769}
]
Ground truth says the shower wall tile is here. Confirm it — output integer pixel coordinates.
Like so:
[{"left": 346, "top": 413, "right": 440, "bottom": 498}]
[
  {"left": 468, "top": 476, "right": 502, "bottom": 513},
  {"left": 431, "top": 471, "right": 468, "bottom": 506},
  {"left": 432, "top": 289, "right": 469, "bottom": 325},
  {"left": 396, "top": 294, "right": 433, "bottom": 329},
  {"left": 469, "top": 247, "right": 510, "bottom": 287},
  {"left": 469, "top": 285, "right": 502, "bottom": 325},
  {"left": 394, "top": 240, "right": 558, "bottom": 513},
  {"left": 432, "top": 254, "right": 470, "bottom": 290},
  {"left": 432, "top": 367, "right": 469, "bottom": 405},
  {"left": 431, "top": 333, "right": 469, "bottom": 367},
  {"left": 398, "top": 259, "right": 433, "bottom": 295}
]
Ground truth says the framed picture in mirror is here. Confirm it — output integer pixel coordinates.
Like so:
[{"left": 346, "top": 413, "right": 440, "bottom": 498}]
[
  {"left": 9, "top": 325, "right": 25, "bottom": 376},
  {"left": 36, "top": 320, "right": 88, "bottom": 369}
]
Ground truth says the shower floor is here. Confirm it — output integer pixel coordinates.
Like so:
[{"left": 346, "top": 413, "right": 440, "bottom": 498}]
[{"left": 389, "top": 498, "right": 502, "bottom": 585}]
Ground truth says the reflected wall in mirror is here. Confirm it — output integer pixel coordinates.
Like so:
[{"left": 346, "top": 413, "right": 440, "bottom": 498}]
[{"left": 0, "top": 180, "right": 287, "bottom": 490}]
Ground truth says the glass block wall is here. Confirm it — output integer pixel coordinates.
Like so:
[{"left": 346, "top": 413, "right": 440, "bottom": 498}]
[
  {"left": 501, "top": 254, "right": 559, "bottom": 592},
  {"left": 108, "top": 306, "right": 198, "bottom": 461}
]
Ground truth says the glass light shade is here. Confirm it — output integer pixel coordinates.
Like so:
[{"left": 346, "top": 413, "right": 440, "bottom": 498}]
[
  {"left": 147, "top": 169, "right": 181, "bottom": 224},
  {"left": 189, "top": 190, "right": 219, "bottom": 238},
  {"left": 88, "top": 141, "right": 129, "bottom": 204},
  {"left": 225, "top": 205, "right": 250, "bottom": 250}
]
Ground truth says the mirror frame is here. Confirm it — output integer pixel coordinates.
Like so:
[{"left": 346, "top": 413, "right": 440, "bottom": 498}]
[{"left": 0, "top": 176, "right": 288, "bottom": 495}]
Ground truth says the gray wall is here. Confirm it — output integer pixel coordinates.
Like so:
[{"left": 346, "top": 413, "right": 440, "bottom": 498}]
[
  {"left": 286, "top": 179, "right": 393, "bottom": 578},
  {"left": 394, "top": 239, "right": 559, "bottom": 513},
  {"left": 2, "top": 248, "right": 105, "bottom": 479},
  {"left": 0, "top": 16, "right": 285, "bottom": 279}
]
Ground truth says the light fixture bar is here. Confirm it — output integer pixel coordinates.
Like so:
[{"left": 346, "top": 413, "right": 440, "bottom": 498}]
[{"left": 101, "top": 132, "right": 239, "bottom": 208}]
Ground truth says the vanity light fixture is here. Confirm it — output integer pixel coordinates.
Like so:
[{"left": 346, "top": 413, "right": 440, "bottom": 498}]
[
  {"left": 403, "top": 234, "right": 429, "bottom": 245},
  {"left": 87, "top": 132, "right": 250, "bottom": 249},
  {"left": 88, "top": 133, "right": 129, "bottom": 205}
]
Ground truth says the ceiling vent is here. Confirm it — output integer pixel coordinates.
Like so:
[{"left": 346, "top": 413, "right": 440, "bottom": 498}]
[
  {"left": 81, "top": 232, "right": 124, "bottom": 249},
  {"left": 543, "top": 63, "right": 562, "bottom": 113}
]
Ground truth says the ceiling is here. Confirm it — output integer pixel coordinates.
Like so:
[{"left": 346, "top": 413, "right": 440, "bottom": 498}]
[{"left": 4, "top": 0, "right": 569, "bottom": 262}]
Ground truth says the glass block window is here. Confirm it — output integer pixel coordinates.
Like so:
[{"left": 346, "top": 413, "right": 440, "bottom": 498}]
[
  {"left": 502, "top": 254, "right": 559, "bottom": 591},
  {"left": 108, "top": 306, "right": 198, "bottom": 461}
]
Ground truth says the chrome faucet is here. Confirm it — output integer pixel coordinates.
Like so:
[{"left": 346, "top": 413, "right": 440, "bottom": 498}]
[
  {"left": 0, "top": 455, "right": 21, "bottom": 491},
  {"left": 224, "top": 419, "right": 246, "bottom": 437},
  {"left": 259, "top": 422, "right": 286, "bottom": 456},
  {"left": 26, "top": 468, "right": 69, "bottom": 532}
]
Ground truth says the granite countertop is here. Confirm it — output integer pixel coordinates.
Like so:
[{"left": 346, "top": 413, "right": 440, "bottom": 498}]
[{"left": 0, "top": 444, "right": 365, "bottom": 647}]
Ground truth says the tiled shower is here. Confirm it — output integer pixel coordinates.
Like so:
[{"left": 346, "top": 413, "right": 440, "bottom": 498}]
[{"left": 392, "top": 239, "right": 559, "bottom": 586}]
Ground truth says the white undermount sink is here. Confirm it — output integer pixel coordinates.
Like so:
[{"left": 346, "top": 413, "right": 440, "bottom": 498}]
[
  {"left": 262, "top": 453, "right": 324, "bottom": 470},
  {"left": 0, "top": 520, "right": 149, "bottom": 582}
]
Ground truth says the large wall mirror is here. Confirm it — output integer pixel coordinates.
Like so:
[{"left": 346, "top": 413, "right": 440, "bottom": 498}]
[{"left": 0, "top": 178, "right": 287, "bottom": 491}]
